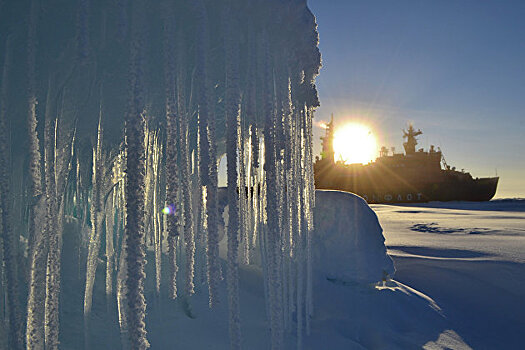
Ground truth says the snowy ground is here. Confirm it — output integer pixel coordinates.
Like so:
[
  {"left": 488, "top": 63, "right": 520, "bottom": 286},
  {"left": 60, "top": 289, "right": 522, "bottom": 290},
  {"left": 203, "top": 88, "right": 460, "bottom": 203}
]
[
  {"left": 373, "top": 199, "right": 525, "bottom": 350},
  {"left": 62, "top": 193, "right": 525, "bottom": 349}
]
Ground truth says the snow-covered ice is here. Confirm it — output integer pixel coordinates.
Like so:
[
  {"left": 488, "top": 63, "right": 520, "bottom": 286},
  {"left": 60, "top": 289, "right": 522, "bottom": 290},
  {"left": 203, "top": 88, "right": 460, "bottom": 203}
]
[
  {"left": 58, "top": 191, "right": 524, "bottom": 349},
  {"left": 313, "top": 190, "right": 395, "bottom": 284},
  {"left": 374, "top": 199, "right": 525, "bottom": 349}
]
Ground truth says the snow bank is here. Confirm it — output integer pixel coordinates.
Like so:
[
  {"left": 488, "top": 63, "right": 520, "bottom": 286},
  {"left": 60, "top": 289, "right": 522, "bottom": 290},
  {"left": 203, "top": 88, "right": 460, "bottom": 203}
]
[{"left": 313, "top": 190, "right": 395, "bottom": 284}]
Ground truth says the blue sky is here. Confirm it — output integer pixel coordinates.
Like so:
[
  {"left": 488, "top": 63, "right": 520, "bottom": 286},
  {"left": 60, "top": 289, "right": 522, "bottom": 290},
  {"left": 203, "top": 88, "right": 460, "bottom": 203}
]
[{"left": 307, "top": 0, "right": 525, "bottom": 198}]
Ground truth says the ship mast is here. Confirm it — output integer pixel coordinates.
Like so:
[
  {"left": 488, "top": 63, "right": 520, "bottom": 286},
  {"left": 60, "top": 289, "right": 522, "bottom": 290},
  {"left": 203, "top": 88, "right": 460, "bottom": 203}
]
[
  {"left": 403, "top": 124, "right": 422, "bottom": 154},
  {"left": 320, "top": 114, "right": 335, "bottom": 163}
]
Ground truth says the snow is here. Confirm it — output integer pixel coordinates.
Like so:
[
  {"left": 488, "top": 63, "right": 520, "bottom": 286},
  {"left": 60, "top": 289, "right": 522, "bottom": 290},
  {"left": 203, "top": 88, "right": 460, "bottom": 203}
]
[
  {"left": 54, "top": 190, "right": 525, "bottom": 349},
  {"left": 373, "top": 199, "right": 525, "bottom": 349},
  {"left": 217, "top": 192, "right": 523, "bottom": 349},
  {"left": 313, "top": 190, "right": 395, "bottom": 284}
]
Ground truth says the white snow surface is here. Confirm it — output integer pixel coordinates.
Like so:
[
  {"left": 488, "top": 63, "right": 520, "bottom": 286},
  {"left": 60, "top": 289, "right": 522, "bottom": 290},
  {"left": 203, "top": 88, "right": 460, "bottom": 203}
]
[
  {"left": 73, "top": 191, "right": 525, "bottom": 349},
  {"left": 313, "top": 190, "right": 395, "bottom": 283},
  {"left": 373, "top": 198, "right": 525, "bottom": 349}
]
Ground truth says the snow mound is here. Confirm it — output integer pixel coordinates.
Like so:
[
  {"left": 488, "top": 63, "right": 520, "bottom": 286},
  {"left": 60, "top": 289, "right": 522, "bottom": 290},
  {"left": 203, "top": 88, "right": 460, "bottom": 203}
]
[{"left": 313, "top": 190, "right": 395, "bottom": 284}]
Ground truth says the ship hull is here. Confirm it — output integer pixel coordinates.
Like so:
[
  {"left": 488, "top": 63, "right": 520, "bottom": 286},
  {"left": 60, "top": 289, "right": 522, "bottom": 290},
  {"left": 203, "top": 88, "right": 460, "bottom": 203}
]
[
  {"left": 424, "top": 176, "right": 499, "bottom": 202},
  {"left": 314, "top": 165, "right": 499, "bottom": 204}
]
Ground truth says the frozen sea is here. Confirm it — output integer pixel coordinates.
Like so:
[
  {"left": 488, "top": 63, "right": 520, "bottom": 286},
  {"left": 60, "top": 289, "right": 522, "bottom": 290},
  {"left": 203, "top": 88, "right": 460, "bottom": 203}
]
[{"left": 373, "top": 199, "right": 525, "bottom": 349}]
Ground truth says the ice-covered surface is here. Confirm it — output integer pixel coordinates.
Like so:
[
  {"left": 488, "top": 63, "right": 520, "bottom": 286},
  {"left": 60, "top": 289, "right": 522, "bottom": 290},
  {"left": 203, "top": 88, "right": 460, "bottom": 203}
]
[
  {"left": 313, "top": 190, "right": 394, "bottom": 283},
  {"left": 57, "top": 190, "right": 469, "bottom": 349},
  {"left": 373, "top": 199, "right": 525, "bottom": 349},
  {"left": 62, "top": 190, "right": 520, "bottom": 349}
]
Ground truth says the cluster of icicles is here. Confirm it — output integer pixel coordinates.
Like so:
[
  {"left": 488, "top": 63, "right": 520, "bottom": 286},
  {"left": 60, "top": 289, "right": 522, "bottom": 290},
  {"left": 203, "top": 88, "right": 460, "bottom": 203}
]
[{"left": 0, "top": 0, "right": 321, "bottom": 349}]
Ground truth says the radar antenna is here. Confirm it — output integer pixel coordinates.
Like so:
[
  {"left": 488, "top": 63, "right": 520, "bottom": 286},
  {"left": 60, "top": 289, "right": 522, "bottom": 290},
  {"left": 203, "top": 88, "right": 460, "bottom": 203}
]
[{"left": 402, "top": 124, "right": 422, "bottom": 154}]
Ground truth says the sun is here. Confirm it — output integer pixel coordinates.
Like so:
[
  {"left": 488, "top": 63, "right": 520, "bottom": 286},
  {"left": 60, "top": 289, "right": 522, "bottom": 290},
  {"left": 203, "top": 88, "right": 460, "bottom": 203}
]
[{"left": 333, "top": 123, "right": 377, "bottom": 164}]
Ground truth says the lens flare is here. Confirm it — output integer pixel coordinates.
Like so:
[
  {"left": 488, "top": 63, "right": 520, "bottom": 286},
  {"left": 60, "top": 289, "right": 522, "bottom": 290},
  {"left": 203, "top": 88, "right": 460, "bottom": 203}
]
[
  {"left": 318, "top": 122, "right": 328, "bottom": 129},
  {"left": 162, "top": 204, "right": 176, "bottom": 215}
]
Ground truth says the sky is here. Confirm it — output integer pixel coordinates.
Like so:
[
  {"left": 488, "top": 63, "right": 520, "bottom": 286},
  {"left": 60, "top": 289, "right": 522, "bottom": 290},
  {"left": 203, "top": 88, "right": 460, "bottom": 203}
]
[{"left": 307, "top": 0, "right": 525, "bottom": 198}]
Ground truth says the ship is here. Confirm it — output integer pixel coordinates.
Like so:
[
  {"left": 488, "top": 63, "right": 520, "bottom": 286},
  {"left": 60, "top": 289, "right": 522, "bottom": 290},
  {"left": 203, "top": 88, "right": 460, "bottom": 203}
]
[{"left": 314, "top": 118, "right": 499, "bottom": 203}]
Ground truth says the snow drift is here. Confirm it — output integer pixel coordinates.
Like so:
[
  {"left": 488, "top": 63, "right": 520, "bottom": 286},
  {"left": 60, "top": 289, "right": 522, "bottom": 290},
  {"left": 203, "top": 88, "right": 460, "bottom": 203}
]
[
  {"left": 219, "top": 189, "right": 394, "bottom": 285},
  {"left": 313, "top": 190, "right": 395, "bottom": 284}
]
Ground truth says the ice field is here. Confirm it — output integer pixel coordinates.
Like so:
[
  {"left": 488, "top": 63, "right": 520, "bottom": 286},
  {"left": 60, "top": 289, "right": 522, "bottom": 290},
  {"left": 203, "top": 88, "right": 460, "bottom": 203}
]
[{"left": 374, "top": 199, "right": 525, "bottom": 349}]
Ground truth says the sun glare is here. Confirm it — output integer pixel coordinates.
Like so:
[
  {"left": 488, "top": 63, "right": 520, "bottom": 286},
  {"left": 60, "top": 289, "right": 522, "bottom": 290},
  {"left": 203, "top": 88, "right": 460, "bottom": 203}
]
[{"left": 333, "top": 123, "right": 377, "bottom": 164}]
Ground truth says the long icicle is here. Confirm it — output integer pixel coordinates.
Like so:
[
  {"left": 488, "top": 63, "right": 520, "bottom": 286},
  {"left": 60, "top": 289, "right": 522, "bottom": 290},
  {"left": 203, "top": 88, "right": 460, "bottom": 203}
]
[
  {"left": 44, "top": 116, "right": 60, "bottom": 350},
  {"left": 151, "top": 131, "right": 162, "bottom": 297},
  {"left": 176, "top": 31, "right": 196, "bottom": 299},
  {"left": 83, "top": 105, "right": 105, "bottom": 349},
  {"left": 163, "top": 2, "right": 180, "bottom": 300},
  {"left": 1, "top": 32, "right": 23, "bottom": 350},
  {"left": 224, "top": 1, "right": 242, "bottom": 347},
  {"left": 193, "top": 0, "right": 220, "bottom": 308},
  {"left": 106, "top": 183, "right": 116, "bottom": 309},
  {"left": 261, "top": 29, "right": 283, "bottom": 350},
  {"left": 239, "top": 119, "right": 249, "bottom": 265},
  {"left": 25, "top": 0, "right": 44, "bottom": 346},
  {"left": 124, "top": 0, "right": 149, "bottom": 348}
]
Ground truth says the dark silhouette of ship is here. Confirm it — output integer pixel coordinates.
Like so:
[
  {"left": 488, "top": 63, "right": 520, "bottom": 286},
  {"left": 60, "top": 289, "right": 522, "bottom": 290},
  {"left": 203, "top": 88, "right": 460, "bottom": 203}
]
[{"left": 314, "top": 117, "right": 499, "bottom": 203}]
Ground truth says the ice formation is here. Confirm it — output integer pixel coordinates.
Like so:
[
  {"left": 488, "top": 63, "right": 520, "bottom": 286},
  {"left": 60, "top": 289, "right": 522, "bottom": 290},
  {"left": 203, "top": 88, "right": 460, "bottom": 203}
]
[
  {"left": 0, "top": 0, "right": 321, "bottom": 349},
  {"left": 313, "top": 191, "right": 395, "bottom": 284}
]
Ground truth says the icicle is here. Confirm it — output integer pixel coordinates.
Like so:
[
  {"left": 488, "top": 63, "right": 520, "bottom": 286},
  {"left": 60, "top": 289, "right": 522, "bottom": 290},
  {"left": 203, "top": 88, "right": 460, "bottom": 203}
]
[
  {"left": 288, "top": 108, "right": 299, "bottom": 335},
  {"left": 294, "top": 112, "right": 304, "bottom": 349},
  {"left": 177, "top": 40, "right": 196, "bottom": 298},
  {"left": 152, "top": 133, "right": 163, "bottom": 296},
  {"left": 84, "top": 104, "right": 105, "bottom": 350},
  {"left": 193, "top": 0, "right": 220, "bottom": 308},
  {"left": 114, "top": 160, "right": 127, "bottom": 348},
  {"left": 249, "top": 125, "right": 259, "bottom": 248},
  {"left": 206, "top": 112, "right": 220, "bottom": 309},
  {"left": 124, "top": 0, "right": 149, "bottom": 347},
  {"left": 239, "top": 122, "right": 249, "bottom": 265},
  {"left": 245, "top": 127, "right": 254, "bottom": 251},
  {"left": 0, "top": 33, "right": 23, "bottom": 350},
  {"left": 194, "top": 119, "right": 207, "bottom": 287},
  {"left": 164, "top": 9, "right": 180, "bottom": 297},
  {"left": 117, "top": 239, "right": 129, "bottom": 349},
  {"left": 280, "top": 75, "right": 294, "bottom": 333},
  {"left": 144, "top": 126, "right": 155, "bottom": 248},
  {"left": 106, "top": 186, "right": 116, "bottom": 304},
  {"left": 224, "top": 3, "right": 242, "bottom": 346},
  {"left": 143, "top": 126, "right": 162, "bottom": 295},
  {"left": 305, "top": 107, "right": 315, "bottom": 336},
  {"left": 163, "top": 15, "right": 196, "bottom": 298},
  {"left": 260, "top": 29, "right": 284, "bottom": 350},
  {"left": 194, "top": 0, "right": 210, "bottom": 189},
  {"left": 44, "top": 116, "right": 60, "bottom": 350},
  {"left": 0, "top": 33, "right": 9, "bottom": 338},
  {"left": 251, "top": 124, "right": 259, "bottom": 170},
  {"left": 289, "top": 19, "right": 321, "bottom": 340},
  {"left": 26, "top": 0, "right": 42, "bottom": 275},
  {"left": 257, "top": 155, "right": 271, "bottom": 321}
]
